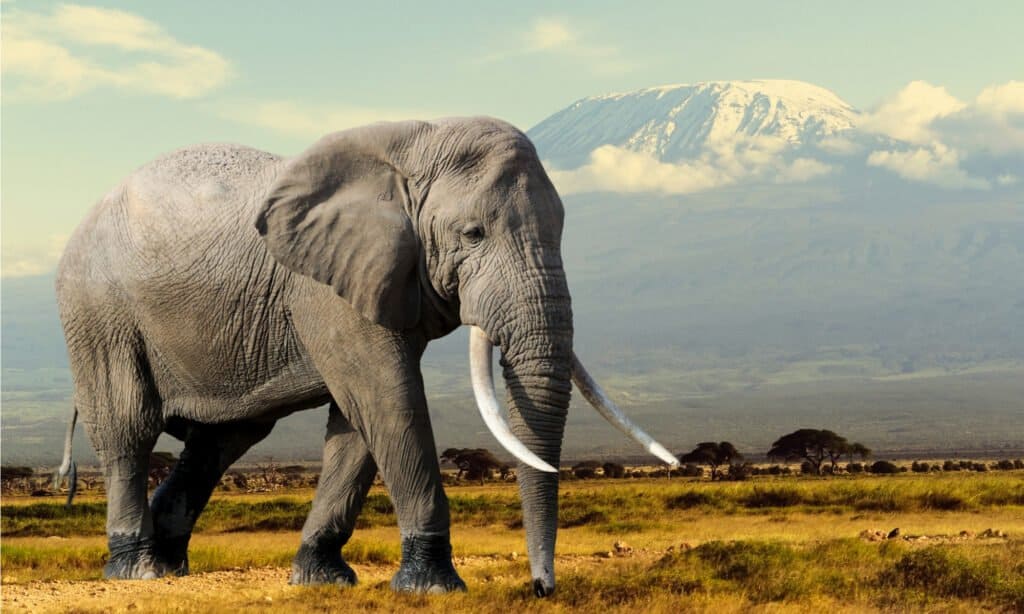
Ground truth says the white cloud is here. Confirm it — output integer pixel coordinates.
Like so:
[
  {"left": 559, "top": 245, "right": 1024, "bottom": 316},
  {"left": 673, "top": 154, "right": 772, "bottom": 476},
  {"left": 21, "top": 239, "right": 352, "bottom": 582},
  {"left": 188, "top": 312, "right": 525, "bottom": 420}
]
[
  {"left": 477, "top": 17, "right": 630, "bottom": 74},
  {"left": 221, "top": 100, "right": 441, "bottom": 138},
  {"left": 866, "top": 144, "right": 990, "bottom": 190},
  {"left": 526, "top": 18, "right": 576, "bottom": 50},
  {"left": 860, "top": 81, "right": 965, "bottom": 144},
  {"left": 548, "top": 137, "right": 833, "bottom": 196},
  {"left": 2, "top": 4, "right": 231, "bottom": 100},
  {"left": 779, "top": 158, "right": 833, "bottom": 183},
  {"left": 975, "top": 81, "right": 1024, "bottom": 116},
  {"left": 1, "top": 234, "right": 68, "bottom": 278},
  {"left": 861, "top": 80, "right": 1024, "bottom": 188},
  {"left": 547, "top": 146, "right": 729, "bottom": 194}
]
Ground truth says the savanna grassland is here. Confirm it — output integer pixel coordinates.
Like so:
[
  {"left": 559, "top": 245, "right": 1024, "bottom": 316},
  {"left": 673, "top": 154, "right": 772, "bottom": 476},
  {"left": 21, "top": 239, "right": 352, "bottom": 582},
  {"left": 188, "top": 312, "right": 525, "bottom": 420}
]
[{"left": 3, "top": 472, "right": 1023, "bottom": 613}]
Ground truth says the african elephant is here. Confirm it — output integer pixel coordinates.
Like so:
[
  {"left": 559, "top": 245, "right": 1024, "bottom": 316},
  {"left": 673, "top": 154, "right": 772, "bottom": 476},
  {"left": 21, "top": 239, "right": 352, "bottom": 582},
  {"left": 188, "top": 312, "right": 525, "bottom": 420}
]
[{"left": 53, "top": 117, "right": 677, "bottom": 596}]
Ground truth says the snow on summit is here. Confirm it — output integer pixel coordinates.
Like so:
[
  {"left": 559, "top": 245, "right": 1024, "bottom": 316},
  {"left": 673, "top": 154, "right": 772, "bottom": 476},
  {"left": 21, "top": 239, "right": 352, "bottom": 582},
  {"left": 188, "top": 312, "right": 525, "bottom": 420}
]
[{"left": 528, "top": 80, "right": 861, "bottom": 170}]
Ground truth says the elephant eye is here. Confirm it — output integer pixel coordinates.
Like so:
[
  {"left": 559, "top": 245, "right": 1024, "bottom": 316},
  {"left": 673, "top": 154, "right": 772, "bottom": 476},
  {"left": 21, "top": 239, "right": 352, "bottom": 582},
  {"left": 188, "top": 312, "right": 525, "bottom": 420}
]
[{"left": 461, "top": 223, "right": 485, "bottom": 244}]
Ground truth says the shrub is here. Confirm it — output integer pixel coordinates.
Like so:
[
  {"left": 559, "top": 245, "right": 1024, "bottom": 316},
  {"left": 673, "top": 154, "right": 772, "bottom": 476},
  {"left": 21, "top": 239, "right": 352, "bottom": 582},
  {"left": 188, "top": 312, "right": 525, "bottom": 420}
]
[
  {"left": 921, "top": 491, "right": 966, "bottom": 511},
  {"left": 943, "top": 460, "right": 960, "bottom": 471},
  {"left": 1, "top": 466, "right": 35, "bottom": 480},
  {"left": 994, "top": 460, "right": 1015, "bottom": 471},
  {"left": 678, "top": 463, "right": 703, "bottom": 478},
  {"left": 665, "top": 490, "right": 715, "bottom": 509},
  {"left": 693, "top": 540, "right": 808, "bottom": 601},
  {"left": 572, "top": 461, "right": 601, "bottom": 479},
  {"left": 741, "top": 487, "right": 803, "bottom": 508},
  {"left": 601, "top": 462, "right": 626, "bottom": 479},
  {"left": 869, "top": 460, "right": 900, "bottom": 474},
  {"left": 884, "top": 548, "right": 1000, "bottom": 599},
  {"left": 846, "top": 462, "right": 864, "bottom": 474},
  {"left": 724, "top": 463, "right": 754, "bottom": 481},
  {"left": 911, "top": 461, "right": 930, "bottom": 473}
]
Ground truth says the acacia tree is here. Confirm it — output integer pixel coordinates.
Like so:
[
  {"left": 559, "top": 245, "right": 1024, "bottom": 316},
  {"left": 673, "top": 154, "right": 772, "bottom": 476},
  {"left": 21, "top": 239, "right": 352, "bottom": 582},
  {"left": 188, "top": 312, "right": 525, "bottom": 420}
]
[
  {"left": 678, "top": 442, "right": 742, "bottom": 480},
  {"left": 843, "top": 442, "right": 873, "bottom": 466},
  {"left": 768, "top": 429, "right": 870, "bottom": 475}
]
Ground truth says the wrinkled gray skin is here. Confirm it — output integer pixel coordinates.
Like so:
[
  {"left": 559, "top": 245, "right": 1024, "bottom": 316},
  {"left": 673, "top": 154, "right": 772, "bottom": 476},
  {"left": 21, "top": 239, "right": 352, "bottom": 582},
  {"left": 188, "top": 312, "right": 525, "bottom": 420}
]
[{"left": 56, "top": 118, "right": 571, "bottom": 596}]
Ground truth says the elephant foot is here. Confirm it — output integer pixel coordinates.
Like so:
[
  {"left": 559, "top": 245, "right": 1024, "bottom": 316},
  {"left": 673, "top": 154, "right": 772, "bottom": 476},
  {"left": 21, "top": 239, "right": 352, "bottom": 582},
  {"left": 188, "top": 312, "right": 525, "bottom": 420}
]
[
  {"left": 290, "top": 540, "right": 357, "bottom": 586},
  {"left": 390, "top": 534, "right": 466, "bottom": 594},
  {"left": 153, "top": 534, "right": 190, "bottom": 576},
  {"left": 104, "top": 534, "right": 184, "bottom": 580}
]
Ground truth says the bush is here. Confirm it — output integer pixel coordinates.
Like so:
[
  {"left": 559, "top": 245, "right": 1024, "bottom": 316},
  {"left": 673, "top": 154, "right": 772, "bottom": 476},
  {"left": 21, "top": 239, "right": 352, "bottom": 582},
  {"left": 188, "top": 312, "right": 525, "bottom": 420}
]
[
  {"left": 911, "top": 461, "right": 930, "bottom": 473},
  {"left": 846, "top": 462, "right": 864, "bottom": 474},
  {"left": 572, "top": 461, "right": 601, "bottom": 479},
  {"left": 943, "top": 460, "right": 960, "bottom": 471},
  {"left": 1, "top": 466, "right": 35, "bottom": 480},
  {"left": 602, "top": 462, "right": 626, "bottom": 479},
  {"left": 678, "top": 463, "right": 703, "bottom": 477},
  {"left": 993, "top": 460, "right": 1015, "bottom": 471},
  {"left": 869, "top": 460, "right": 900, "bottom": 474},
  {"left": 665, "top": 491, "right": 715, "bottom": 509},
  {"left": 724, "top": 463, "right": 754, "bottom": 481},
  {"left": 883, "top": 548, "right": 1001, "bottom": 600},
  {"left": 741, "top": 487, "right": 803, "bottom": 508}
]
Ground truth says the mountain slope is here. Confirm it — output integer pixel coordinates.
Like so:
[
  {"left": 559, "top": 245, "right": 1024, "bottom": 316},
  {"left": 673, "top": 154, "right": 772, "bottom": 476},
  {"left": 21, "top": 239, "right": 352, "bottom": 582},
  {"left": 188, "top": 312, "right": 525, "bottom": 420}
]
[{"left": 529, "top": 80, "right": 861, "bottom": 169}]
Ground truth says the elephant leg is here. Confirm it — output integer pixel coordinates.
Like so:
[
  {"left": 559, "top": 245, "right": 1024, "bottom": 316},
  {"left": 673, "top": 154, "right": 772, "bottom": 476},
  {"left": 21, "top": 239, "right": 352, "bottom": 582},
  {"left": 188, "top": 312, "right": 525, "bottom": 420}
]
[
  {"left": 290, "top": 402, "right": 377, "bottom": 586},
  {"left": 295, "top": 318, "right": 464, "bottom": 594},
  {"left": 71, "top": 333, "right": 166, "bottom": 579},
  {"left": 355, "top": 388, "right": 465, "bottom": 594},
  {"left": 150, "top": 421, "right": 274, "bottom": 574}
]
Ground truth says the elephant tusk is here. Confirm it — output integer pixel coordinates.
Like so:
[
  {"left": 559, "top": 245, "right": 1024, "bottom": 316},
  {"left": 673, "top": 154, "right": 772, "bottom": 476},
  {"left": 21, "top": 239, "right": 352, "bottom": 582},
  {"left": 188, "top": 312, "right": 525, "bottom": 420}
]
[
  {"left": 571, "top": 353, "right": 680, "bottom": 467},
  {"left": 469, "top": 326, "right": 558, "bottom": 473}
]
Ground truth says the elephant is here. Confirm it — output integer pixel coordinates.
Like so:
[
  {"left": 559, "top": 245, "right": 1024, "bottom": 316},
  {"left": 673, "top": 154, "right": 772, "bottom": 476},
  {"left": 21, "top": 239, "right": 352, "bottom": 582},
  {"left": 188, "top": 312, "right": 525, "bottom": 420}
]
[{"left": 53, "top": 117, "right": 677, "bottom": 597}]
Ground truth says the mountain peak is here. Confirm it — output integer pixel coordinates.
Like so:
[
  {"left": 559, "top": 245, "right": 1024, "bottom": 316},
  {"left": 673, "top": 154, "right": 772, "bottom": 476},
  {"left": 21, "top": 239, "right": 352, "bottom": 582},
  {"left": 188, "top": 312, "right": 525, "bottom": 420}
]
[
  {"left": 591, "top": 79, "right": 854, "bottom": 109},
  {"left": 529, "top": 79, "right": 859, "bottom": 169}
]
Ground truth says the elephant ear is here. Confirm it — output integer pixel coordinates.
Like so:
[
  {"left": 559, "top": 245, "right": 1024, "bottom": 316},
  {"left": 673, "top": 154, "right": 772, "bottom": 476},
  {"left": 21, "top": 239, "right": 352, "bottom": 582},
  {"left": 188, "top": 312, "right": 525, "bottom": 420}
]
[{"left": 256, "top": 132, "right": 420, "bottom": 330}]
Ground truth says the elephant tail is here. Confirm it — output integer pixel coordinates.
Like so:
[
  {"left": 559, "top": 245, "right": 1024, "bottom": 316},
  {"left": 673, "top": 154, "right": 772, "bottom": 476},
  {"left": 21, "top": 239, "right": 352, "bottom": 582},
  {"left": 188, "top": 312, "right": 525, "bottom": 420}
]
[{"left": 53, "top": 405, "right": 78, "bottom": 507}]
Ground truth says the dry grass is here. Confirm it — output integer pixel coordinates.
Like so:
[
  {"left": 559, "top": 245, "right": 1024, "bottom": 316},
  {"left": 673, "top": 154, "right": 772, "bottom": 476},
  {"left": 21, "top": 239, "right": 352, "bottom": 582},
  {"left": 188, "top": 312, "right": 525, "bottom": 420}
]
[{"left": 2, "top": 472, "right": 1022, "bottom": 612}]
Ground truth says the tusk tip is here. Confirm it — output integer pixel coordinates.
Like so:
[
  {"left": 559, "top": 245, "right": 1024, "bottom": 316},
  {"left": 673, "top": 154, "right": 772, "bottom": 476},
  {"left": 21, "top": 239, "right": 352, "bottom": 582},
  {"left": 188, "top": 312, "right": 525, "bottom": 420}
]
[
  {"left": 531, "top": 460, "right": 559, "bottom": 473},
  {"left": 649, "top": 442, "right": 680, "bottom": 467}
]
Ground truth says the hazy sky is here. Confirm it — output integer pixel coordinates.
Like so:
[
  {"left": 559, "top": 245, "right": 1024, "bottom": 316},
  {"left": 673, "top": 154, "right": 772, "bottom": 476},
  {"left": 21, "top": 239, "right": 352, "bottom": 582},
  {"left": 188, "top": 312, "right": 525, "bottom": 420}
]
[{"left": 2, "top": 0, "right": 1022, "bottom": 276}]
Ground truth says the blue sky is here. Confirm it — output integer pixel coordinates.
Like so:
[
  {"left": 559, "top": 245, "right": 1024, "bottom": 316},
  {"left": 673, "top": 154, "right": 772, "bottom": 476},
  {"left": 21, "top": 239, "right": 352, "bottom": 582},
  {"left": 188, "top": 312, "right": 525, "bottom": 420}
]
[{"left": 2, "top": 0, "right": 1022, "bottom": 275}]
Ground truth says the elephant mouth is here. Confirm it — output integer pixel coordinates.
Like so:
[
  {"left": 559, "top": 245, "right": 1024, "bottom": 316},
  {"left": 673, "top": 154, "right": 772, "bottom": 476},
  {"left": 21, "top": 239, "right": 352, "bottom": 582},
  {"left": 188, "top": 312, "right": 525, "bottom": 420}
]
[{"left": 467, "top": 325, "right": 679, "bottom": 470}]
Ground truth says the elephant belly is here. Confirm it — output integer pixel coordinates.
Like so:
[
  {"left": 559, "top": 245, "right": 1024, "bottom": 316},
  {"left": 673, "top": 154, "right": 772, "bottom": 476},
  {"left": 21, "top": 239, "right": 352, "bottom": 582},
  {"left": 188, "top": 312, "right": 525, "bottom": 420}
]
[
  {"left": 150, "top": 330, "right": 331, "bottom": 423},
  {"left": 136, "top": 279, "right": 330, "bottom": 423}
]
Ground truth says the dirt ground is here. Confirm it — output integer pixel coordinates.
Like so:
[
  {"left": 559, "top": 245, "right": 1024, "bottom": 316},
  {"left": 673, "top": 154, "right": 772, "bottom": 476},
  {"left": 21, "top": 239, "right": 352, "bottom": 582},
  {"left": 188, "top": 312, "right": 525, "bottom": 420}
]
[
  {"left": 0, "top": 555, "right": 633, "bottom": 614},
  {"left": 2, "top": 563, "right": 415, "bottom": 613}
]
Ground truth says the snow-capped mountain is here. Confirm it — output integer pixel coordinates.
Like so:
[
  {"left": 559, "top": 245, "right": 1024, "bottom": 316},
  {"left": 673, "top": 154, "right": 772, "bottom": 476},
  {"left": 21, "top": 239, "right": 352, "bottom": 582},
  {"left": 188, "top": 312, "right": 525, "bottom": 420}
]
[{"left": 529, "top": 80, "right": 862, "bottom": 169}]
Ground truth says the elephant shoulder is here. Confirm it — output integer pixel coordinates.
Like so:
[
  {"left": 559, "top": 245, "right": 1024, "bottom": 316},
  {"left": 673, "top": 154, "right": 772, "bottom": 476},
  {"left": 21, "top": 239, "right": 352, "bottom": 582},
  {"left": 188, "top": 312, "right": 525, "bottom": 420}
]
[
  {"left": 120, "top": 144, "right": 283, "bottom": 229},
  {"left": 142, "top": 143, "right": 282, "bottom": 185}
]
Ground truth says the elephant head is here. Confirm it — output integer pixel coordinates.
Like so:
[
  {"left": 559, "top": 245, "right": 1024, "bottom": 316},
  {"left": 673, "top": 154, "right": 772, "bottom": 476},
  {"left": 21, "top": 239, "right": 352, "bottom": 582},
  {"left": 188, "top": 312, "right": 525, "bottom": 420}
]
[{"left": 256, "top": 117, "right": 676, "bottom": 596}]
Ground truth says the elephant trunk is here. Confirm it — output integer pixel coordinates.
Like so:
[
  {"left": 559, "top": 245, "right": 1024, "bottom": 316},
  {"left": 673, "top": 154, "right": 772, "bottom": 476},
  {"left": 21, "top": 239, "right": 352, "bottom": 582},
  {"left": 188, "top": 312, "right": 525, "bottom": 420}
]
[
  {"left": 497, "top": 279, "right": 573, "bottom": 597},
  {"left": 504, "top": 348, "right": 571, "bottom": 598}
]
